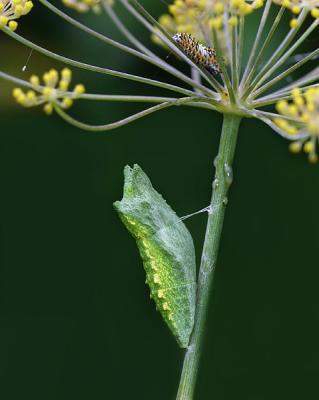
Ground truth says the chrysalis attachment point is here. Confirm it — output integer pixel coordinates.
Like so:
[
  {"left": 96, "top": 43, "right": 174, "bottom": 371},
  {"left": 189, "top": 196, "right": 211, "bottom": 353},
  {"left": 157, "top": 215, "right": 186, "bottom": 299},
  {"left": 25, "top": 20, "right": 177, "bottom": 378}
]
[{"left": 180, "top": 205, "right": 212, "bottom": 221}]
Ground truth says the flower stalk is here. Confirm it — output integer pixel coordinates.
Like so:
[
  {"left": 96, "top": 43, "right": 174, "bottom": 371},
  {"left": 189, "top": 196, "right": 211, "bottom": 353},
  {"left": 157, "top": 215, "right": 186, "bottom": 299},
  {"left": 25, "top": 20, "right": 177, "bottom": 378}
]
[{"left": 176, "top": 113, "right": 241, "bottom": 400}]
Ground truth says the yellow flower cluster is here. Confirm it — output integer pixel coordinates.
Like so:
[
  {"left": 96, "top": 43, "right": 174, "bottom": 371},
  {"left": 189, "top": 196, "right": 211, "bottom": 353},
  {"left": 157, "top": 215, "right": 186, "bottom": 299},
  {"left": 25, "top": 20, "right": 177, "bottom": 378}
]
[
  {"left": 12, "top": 68, "right": 85, "bottom": 115},
  {"left": 274, "top": 87, "right": 319, "bottom": 163},
  {"left": 208, "top": 0, "right": 264, "bottom": 29},
  {"left": 272, "top": 0, "right": 319, "bottom": 28},
  {"left": 0, "top": 0, "right": 33, "bottom": 31},
  {"left": 61, "top": 0, "right": 103, "bottom": 13},
  {"left": 152, "top": 0, "right": 263, "bottom": 43}
]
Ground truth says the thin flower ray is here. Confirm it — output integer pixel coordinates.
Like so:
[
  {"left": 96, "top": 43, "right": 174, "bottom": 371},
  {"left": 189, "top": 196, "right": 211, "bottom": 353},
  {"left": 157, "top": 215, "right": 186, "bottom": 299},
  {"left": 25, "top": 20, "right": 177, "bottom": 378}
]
[
  {"left": 124, "top": 0, "right": 221, "bottom": 94},
  {"left": 240, "top": 5, "right": 286, "bottom": 92},
  {"left": 251, "top": 47, "right": 319, "bottom": 100},
  {"left": 246, "top": 10, "right": 316, "bottom": 98},
  {"left": 251, "top": 83, "right": 319, "bottom": 107},
  {"left": 258, "top": 115, "right": 309, "bottom": 140},
  {"left": 212, "top": 27, "right": 235, "bottom": 103},
  {"left": 243, "top": 8, "right": 308, "bottom": 98},
  {"left": 1, "top": 26, "right": 199, "bottom": 97},
  {"left": 237, "top": 16, "right": 245, "bottom": 83},
  {"left": 1, "top": 68, "right": 205, "bottom": 104},
  {"left": 241, "top": 0, "right": 273, "bottom": 86},
  {"left": 250, "top": 18, "right": 319, "bottom": 95},
  {"left": 53, "top": 96, "right": 204, "bottom": 132},
  {"left": 52, "top": 0, "right": 219, "bottom": 96},
  {"left": 0, "top": 69, "right": 41, "bottom": 91},
  {"left": 38, "top": 0, "right": 214, "bottom": 96},
  {"left": 119, "top": 0, "right": 226, "bottom": 94},
  {"left": 102, "top": 0, "right": 155, "bottom": 57},
  {"left": 269, "top": 66, "right": 319, "bottom": 96},
  {"left": 2, "top": 69, "right": 218, "bottom": 120}
]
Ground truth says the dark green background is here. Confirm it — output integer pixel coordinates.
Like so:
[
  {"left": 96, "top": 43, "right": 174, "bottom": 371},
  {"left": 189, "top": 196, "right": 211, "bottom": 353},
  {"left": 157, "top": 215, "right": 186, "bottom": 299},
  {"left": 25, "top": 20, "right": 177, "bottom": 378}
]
[{"left": 1, "top": 2, "right": 319, "bottom": 399}]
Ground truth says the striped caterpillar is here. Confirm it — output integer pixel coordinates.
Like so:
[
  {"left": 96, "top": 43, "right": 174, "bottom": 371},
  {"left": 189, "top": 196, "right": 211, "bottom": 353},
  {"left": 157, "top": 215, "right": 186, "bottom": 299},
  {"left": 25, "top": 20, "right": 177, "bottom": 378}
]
[
  {"left": 173, "top": 33, "right": 221, "bottom": 75},
  {"left": 114, "top": 165, "right": 196, "bottom": 348}
]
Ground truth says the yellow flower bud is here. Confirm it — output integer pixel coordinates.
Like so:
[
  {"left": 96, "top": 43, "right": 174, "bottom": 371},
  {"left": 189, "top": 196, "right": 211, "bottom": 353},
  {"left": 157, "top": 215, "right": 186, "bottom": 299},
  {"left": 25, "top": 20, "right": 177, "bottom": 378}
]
[
  {"left": 74, "top": 84, "right": 85, "bottom": 96},
  {"left": 289, "top": 142, "right": 302, "bottom": 153}
]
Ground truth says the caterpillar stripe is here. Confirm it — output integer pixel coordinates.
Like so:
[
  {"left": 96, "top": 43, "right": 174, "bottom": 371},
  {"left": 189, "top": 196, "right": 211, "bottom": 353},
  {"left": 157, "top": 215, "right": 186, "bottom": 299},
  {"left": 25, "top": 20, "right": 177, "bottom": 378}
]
[
  {"left": 114, "top": 165, "right": 196, "bottom": 348},
  {"left": 173, "top": 33, "right": 221, "bottom": 75}
]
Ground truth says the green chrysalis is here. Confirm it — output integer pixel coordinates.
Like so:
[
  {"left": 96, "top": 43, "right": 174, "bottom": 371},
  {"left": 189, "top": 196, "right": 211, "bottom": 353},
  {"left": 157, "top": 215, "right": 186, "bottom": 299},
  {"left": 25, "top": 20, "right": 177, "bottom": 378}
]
[{"left": 114, "top": 165, "right": 196, "bottom": 348}]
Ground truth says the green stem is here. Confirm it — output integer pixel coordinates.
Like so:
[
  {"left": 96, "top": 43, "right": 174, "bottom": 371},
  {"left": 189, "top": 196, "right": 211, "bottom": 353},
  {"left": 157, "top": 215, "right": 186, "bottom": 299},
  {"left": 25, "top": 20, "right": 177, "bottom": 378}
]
[
  {"left": 176, "top": 114, "right": 241, "bottom": 400},
  {"left": 53, "top": 97, "right": 203, "bottom": 131},
  {"left": 244, "top": 9, "right": 308, "bottom": 98},
  {"left": 212, "top": 29, "right": 236, "bottom": 104},
  {"left": 251, "top": 46, "right": 319, "bottom": 100},
  {"left": 240, "top": 0, "right": 272, "bottom": 88},
  {"left": 231, "top": 24, "right": 238, "bottom": 91},
  {"left": 253, "top": 83, "right": 319, "bottom": 107}
]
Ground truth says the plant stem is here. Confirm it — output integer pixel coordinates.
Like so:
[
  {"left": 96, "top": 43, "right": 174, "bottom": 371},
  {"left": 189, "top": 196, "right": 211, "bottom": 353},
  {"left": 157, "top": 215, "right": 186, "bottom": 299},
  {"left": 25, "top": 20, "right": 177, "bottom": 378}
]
[
  {"left": 176, "top": 113, "right": 241, "bottom": 400},
  {"left": 53, "top": 97, "right": 200, "bottom": 132}
]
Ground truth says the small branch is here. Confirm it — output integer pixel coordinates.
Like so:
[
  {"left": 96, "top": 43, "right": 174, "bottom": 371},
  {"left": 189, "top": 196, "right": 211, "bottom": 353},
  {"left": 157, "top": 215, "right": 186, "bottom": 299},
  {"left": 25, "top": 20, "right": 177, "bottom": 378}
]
[
  {"left": 223, "top": 12, "right": 232, "bottom": 66},
  {"left": 231, "top": 23, "right": 238, "bottom": 91},
  {"left": 237, "top": 16, "right": 245, "bottom": 85},
  {"left": 240, "top": 0, "right": 272, "bottom": 88},
  {"left": 0, "top": 70, "right": 40, "bottom": 90},
  {"left": 251, "top": 46, "right": 319, "bottom": 99},
  {"left": 39, "top": 0, "right": 151, "bottom": 59},
  {"left": 278, "top": 66, "right": 319, "bottom": 92},
  {"left": 1, "top": 27, "right": 198, "bottom": 97},
  {"left": 176, "top": 114, "right": 241, "bottom": 399},
  {"left": 241, "top": 7, "right": 286, "bottom": 95},
  {"left": 53, "top": 97, "right": 202, "bottom": 131},
  {"left": 253, "top": 109, "right": 300, "bottom": 122},
  {"left": 258, "top": 115, "right": 308, "bottom": 140},
  {"left": 191, "top": 68, "right": 202, "bottom": 95},
  {"left": 0, "top": 69, "right": 216, "bottom": 112},
  {"left": 102, "top": 0, "right": 155, "bottom": 57},
  {"left": 253, "top": 83, "right": 319, "bottom": 107},
  {"left": 124, "top": 0, "right": 220, "bottom": 95},
  {"left": 250, "top": 18, "right": 319, "bottom": 95},
  {"left": 245, "top": 9, "right": 308, "bottom": 96},
  {"left": 38, "top": 0, "right": 213, "bottom": 96},
  {"left": 212, "top": 29, "right": 235, "bottom": 104}
]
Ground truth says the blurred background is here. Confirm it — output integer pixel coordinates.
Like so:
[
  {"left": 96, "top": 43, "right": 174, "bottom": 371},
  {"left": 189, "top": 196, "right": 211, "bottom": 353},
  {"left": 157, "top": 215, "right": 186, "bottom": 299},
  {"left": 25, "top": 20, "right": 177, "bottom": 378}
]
[{"left": 1, "top": 2, "right": 319, "bottom": 399}]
